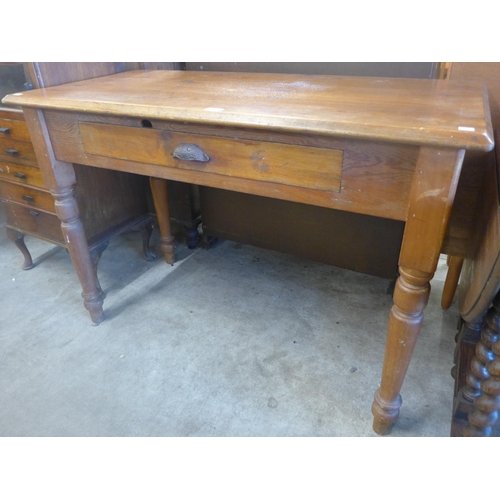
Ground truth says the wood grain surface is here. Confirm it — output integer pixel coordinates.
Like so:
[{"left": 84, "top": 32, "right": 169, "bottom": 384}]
[
  {"left": 0, "top": 115, "right": 32, "bottom": 142},
  {"left": 79, "top": 122, "right": 344, "bottom": 192},
  {"left": 2, "top": 70, "right": 494, "bottom": 151}
]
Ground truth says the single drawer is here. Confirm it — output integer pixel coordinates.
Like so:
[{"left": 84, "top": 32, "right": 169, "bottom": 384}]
[
  {"left": 1, "top": 200, "right": 64, "bottom": 245},
  {"left": 0, "top": 117, "right": 31, "bottom": 142},
  {"left": 0, "top": 162, "right": 45, "bottom": 187},
  {"left": 79, "top": 122, "right": 343, "bottom": 192},
  {"left": 0, "top": 180, "right": 55, "bottom": 212},
  {"left": 0, "top": 136, "right": 38, "bottom": 166}
]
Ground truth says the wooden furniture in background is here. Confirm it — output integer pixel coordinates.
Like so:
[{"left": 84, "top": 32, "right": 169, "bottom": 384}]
[
  {"left": 0, "top": 63, "right": 156, "bottom": 272},
  {"left": 1, "top": 63, "right": 201, "bottom": 274},
  {"left": 448, "top": 63, "right": 500, "bottom": 129},
  {"left": 440, "top": 63, "right": 500, "bottom": 309},
  {"left": 3, "top": 70, "right": 493, "bottom": 435},
  {"left": 459, "top": 294, "right": 500, "bottom": 436},
  {"left": 0, "top": 106, "right": 47, "bottom": 269},
  {"left": 442, "top": 256, "right": 464, "bottom": 308},
  {"left": 1, "top": 63, "right": 43, "bottom": 268},
  {"left": 451, "top": 128, "right": 500, "bottom": 437}
]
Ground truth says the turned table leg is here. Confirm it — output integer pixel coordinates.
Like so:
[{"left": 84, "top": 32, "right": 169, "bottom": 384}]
[
  {"left": 23, "top": 107, "right": 104, "bottom": 325},
  {"left": 371, "top": 146, "right": 465, "bottom": 434},
  {"left": 372, "top": 267, "right": 432, "bottom": 434},
  {"left": 53, "top": 186, "right": 104, "bottom": 324},
  {"left": 184, "top": 224, "right": 200, "bottom": 249},
  {"left": 441, "top": 256, "right": 464, "bottom": 309},
  {"left": 150, "top": 177, "right": 176, "bottom": 265},
  {"left": 6, "top": 227, "right": 34, "bottom": 270}
]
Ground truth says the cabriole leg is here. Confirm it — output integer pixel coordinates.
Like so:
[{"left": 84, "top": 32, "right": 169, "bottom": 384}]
[{"left": 6, "top": 227, "right": 34, "bottom": 270}]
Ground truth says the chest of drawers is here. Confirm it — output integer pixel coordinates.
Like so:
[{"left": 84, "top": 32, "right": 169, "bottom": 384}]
[
  {"left": 0, "top": 105, "right": 156, "bottom": 273},
  {"left": 0, "top": 107, "right": 65, "bottom": 268},
  {"left": 0, "top": 63, "right": 165, "bottom": 275}
]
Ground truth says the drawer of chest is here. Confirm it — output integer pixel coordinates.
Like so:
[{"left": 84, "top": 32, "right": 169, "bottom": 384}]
[
  {"left": 0, "top": 180, "right": 55, "bottom": 212},
  {"left": 79, "top": 122, "right": 343, "bottom": 192},
  {"left": 0, "top": 117, "right": 31, "bottom": 142},
  {"left": 1, "top": 200, "right": 64, "bottom": 245},
  {"left": 0, "top": 162, "right": 45, "bottom": 187},
  {"left": 0, "top": 136, "right": 38, "bottom": 166}
]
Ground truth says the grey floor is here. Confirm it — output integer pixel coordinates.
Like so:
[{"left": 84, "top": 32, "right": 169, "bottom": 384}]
[{"left": 0, "top": 208, "right": 477, "bottom": 437}]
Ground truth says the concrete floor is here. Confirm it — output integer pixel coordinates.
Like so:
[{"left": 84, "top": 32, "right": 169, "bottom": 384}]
[{"left": 0, "top": 208, "right": 483, "bottom": 437}]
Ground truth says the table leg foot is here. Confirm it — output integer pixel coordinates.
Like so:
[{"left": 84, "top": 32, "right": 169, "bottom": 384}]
[
  {"left": 372, "top": 390, "right": 402, "bottom": 435},
  {"left": 185, "top": 224, "right": 200, "bottom": 249},
  {"left": 82, "top": 291, "right": 105, "bottom": 325},
  {"left": 150, "top": 177, "right": 176, "bottom": 265},
  {"left": 53, "top": 185, "right": 105, "bottom": 324},
  {"left": 160, "top": 235, "right": 176, "bottom": 265}
]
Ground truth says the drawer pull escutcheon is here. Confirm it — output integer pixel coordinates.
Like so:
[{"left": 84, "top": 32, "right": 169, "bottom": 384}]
[
  {"left": 171, "top": 143, "right": 210, "bottom": 162},
  {"left": 0, "top": 127, "right": 10, "bottom": 134},
  {"left": 22, "top": 195, "right": 35, "bottom": 202},
  {"left": 14, "top": 172, "right": 27, "bottom": 179},
  {"left": 5, "top": 149, "right": 18, "bottom": 155}
]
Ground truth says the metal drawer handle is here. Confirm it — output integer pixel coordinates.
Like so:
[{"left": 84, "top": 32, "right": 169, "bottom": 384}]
[
  {"left": 29, "top": 210, "right": 39, "bottom": 217},
  {"left": 5, "top": 149, "right": 18, "bottom": 155},
  {"left": 14, "top": 172, "right": 27, "bottom": 179},
  {"left": 0, "top": 127, "right": 10, "bottom": 134},
  {"left": 171, "top": 143, "right": 210, "bottom": 162},
  {"left": 22, "top": 195, "right": 35, "bottom": 202}
]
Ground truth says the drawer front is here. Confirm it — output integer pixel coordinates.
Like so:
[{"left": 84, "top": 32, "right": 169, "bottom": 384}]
[
  {"left": 0, "top": 117, "right": 31, "bottom": 142},
  {"left": 0, "top": 162, "right": 45, "bottom": 187},
  {"left": 0, "top": 180, "right": 55, "bottom": 212},
  {"left": 0, "top": 136, "right": 38, "bottom": 166},
  {"left": 79, "top": 122, "right": 343, "bottom": 192},
  {"left": 1, "top": 200, "right": 64, "bottom": 245}
]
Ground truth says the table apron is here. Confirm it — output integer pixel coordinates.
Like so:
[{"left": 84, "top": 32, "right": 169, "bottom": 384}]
[{"left": 44, "top": 110, "right": 421, "bottom": 222}]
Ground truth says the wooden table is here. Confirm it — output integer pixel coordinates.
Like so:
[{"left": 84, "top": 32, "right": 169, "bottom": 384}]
[{"left": 3, "top": 70, "right": 494, "bottom": 435}]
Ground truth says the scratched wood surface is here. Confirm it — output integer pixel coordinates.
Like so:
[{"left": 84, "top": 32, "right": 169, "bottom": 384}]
[{"left": 2, "top": 70, "right": 494, "bottom": 152}]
